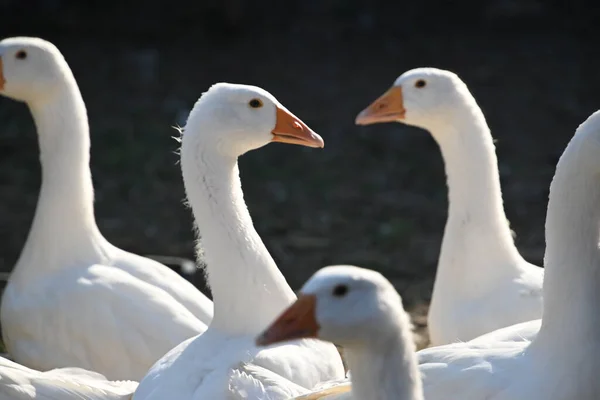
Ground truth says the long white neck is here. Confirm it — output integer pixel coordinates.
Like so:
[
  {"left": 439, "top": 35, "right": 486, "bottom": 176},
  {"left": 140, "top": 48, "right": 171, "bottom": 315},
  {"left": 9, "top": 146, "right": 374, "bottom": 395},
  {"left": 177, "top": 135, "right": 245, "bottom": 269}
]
[
  {"left": 11, "top": 79, "right": 106, "bottom": 285},
  {"left": 535, "top": 130, "right": 600, "bottom": 348},
  {"left": 345, "top": 308, "right": 423, "bottom": 400},
  {"left": 181, "top": 141, "right": 296, "bottom": 335},
  {"left": 431, "top": 99, "right": 523, "bottom": 288}
]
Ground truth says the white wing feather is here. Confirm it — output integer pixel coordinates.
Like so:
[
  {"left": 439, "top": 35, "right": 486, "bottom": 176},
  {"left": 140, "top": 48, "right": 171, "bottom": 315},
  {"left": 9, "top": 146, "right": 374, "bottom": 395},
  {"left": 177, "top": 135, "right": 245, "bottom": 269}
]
[
  {"left": 2, "top": 264, "right": 207, "bottom": 381},
  {"left": 111, "top": 250, "right": 213, "bottom": 324},
  {"left": 0, "top": 356, "right": 137, "bottom": 400}
]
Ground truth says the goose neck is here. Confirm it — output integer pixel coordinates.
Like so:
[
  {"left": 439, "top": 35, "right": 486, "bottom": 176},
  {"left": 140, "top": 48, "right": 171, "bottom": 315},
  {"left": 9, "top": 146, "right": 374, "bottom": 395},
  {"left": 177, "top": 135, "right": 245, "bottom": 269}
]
[
  {"left": 12, "top": 82, "right": 104, "bottom": 284},
  {"left": 432, "top": 106, "right": 521, "bottom": 273},
  {"left": 181, "top": 146, "right": 296, "bottom": 334},
  {"left": 536, "top": 135, "right": 600, "bottom": 345},
  {"left": 345, "top": 311, "right": 423, "bottom": 400}
]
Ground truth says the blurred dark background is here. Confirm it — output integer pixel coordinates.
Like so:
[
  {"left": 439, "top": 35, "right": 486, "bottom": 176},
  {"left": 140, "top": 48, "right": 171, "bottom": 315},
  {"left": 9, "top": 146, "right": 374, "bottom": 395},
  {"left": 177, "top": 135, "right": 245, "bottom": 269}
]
[{"left": 1, "top": 0, "right": 599, "bottom": 345}]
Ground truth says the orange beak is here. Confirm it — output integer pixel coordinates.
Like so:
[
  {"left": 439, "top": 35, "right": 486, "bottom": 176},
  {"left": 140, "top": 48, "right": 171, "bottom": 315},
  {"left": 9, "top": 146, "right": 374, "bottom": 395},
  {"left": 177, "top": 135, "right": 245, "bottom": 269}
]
[
  {"left": 0, "top": 57, "right": 5, "bottom": 91},
  {"left": 271, "top": 106, "right": 324, "bottom": 148},
  {"left": 256, "top": 294, "right": 320, "bottom": 346},
  {"left": 355, "top": 86, "right": 405, "bottom": 126}
]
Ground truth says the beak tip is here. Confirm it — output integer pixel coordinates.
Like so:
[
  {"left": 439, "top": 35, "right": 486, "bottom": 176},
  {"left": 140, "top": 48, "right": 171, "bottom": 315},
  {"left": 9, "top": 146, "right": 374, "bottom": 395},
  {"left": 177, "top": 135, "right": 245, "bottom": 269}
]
[
  {"left": 312, "top": 132, "right": 325, "bottom": 148},
  {"left": 355, "top": 110, "right": 368, "bottom": 126}
]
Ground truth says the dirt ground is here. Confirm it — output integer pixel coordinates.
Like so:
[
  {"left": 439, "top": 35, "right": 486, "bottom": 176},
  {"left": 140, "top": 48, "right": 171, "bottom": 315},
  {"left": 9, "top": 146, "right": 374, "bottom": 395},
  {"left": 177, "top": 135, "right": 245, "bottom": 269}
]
[{"left": 0, "top": 8, "right": 598, "bottom": 346}]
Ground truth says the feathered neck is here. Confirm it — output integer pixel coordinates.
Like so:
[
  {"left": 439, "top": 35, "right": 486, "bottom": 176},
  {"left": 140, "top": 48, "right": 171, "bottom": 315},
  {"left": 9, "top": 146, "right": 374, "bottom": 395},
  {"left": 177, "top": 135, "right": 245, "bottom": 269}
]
[
  {"left": 431, "top": 96, "right": 523, "bottom": 288},
  {"left": 536, "top": 125, "right": 600, "bottom": 348},
  {"left": 345, "top": 306, "right": 423, "bottom": 400},
  {"left": 11, "top": 77, "right": 106, "bottom": 285},
  {"left": 180, "top": 130, "right": 296, "bottom": 335}
]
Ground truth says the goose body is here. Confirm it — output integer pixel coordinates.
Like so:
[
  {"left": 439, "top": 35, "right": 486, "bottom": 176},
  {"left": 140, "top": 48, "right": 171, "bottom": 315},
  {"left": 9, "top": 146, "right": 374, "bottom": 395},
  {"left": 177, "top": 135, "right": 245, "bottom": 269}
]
[
  {"left": 469, "top": 318, "right": 541, "bottom": 344},
  {"left": 133, "top": 83, "right": 344, "bottom": 400},
  {"left": 0, "top": 356, "right": 137, "bottom": 400},
  {"left": 0, "top": 37, "right": 213, "bottom": 381},
  {"left": 257, "top": 265, "right": 423, "bottom": 400},
  {"left": 356, "top": 68, "right": 544, "bottom": 345}
]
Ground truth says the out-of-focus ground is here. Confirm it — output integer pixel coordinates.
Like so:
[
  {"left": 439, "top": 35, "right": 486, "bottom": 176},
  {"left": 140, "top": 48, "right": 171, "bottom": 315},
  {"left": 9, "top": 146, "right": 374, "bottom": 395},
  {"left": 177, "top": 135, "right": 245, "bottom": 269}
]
[{"left": 1, "top": 0, "right": 598, "bottom": 347}]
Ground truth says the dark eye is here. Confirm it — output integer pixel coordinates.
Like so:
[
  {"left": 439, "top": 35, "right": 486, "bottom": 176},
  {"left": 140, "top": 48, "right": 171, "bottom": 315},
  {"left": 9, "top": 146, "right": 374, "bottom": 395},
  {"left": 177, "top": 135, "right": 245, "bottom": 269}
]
[
  {"left": 15, "top": 50, "right": 27, "bottom": 60},
  {"left": 249, "top": 98, "right": 263, "bottom": 108},
  {"left": 415, "top": 79, "right": 426, "bottom": 88},
  {"left": 332, "top": 284, "right": 349, "bottom": 297}
]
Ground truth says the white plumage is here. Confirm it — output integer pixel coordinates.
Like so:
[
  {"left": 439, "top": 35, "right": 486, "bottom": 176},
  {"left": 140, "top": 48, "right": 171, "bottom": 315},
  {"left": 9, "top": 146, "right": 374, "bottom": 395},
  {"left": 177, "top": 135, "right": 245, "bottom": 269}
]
[
  {"left": 259, "top": 108, "right": 600, "bottom": 400},
  {"left": 356, "top": 67, "right": 544, "bottom": 345},
  {"left": 415, "top": 109, "right": 600, "bottom": 399},
  {"left": 133, "top": 83, "right": 344, "bottom": 400},
  {"left": 0, "top": 356, "right": 137, "bottom": 400},
  {"left": 0, "top": 36, "right": 213, "bottom": 381},
  {"left": 256, "top": 265, "right": 423, "bottom": 400}
]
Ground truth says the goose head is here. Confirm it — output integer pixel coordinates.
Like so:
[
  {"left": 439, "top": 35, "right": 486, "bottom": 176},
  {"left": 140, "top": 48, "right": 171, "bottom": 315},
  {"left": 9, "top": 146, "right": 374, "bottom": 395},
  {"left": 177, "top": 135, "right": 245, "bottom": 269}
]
[
  {"left": 0, "top": 37, "right": 70, "bottom": 104},
  {"left": 182, "top": 83, "right": 324, "bottom": 158},
  {"left": 256, "top": 265, "right": 402, "bottom": 347},
  {"left": 355, "top": 67, "right": 471, "bottom": 133}
]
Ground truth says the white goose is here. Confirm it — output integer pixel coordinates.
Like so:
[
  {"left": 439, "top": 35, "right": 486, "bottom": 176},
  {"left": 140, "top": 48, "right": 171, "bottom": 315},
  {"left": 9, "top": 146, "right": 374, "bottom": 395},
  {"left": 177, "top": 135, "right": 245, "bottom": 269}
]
[
  {"left": 0, "top": 356, "right": 137, "bottom": 400},
  {"left": 412, "top": 109, "right": 600, "bottom": 399},
  {"left": 0, "top": 36, "right": 213, "bottom": 381},
  {"left": 132, "top": 83, "right": 345, "bottom": 400},
  {"left": 257, "top": 265, "right": 423, "bottom": 400},
  {"left": 356, "top": 67, "right": 544, "bottom": 345},
  {"left": 257, "top": 109, "right": 600, "bottom": 400}
]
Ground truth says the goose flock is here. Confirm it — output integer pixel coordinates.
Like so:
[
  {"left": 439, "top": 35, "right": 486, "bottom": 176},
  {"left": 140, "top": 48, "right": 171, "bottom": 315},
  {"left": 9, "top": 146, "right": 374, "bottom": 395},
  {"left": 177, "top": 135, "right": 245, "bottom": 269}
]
[{"left": 0, "top": 36, "right": 597, "bottom": 400}]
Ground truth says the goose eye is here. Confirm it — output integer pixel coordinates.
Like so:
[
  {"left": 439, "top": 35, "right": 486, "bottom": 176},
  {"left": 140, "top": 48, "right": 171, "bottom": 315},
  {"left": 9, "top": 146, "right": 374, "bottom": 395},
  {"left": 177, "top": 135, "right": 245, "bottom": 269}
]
[
  {"left": 15, "top": 50, "right": 27, "bottom": 60},
  {"left": 332, "top": 284, "right": 349, "bottom": 297},
  {"left": 248, "top": 98, "right": 263, "bottom": 108},
  {"left": 415, "top": 79, "right": 426, "bottom": 88}
]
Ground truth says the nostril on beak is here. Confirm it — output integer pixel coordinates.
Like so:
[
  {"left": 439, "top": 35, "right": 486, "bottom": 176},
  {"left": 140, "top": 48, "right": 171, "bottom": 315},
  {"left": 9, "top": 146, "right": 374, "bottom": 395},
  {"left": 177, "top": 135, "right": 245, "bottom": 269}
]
[{"left": 293, "top": 121, "right": 302, "bottom": 130}]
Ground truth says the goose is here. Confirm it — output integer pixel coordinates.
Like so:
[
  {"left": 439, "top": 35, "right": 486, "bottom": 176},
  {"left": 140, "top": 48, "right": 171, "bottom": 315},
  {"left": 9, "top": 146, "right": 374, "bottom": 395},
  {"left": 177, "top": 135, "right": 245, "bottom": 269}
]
[
  {"left": 0, "top": 36, "right": 213, "bottom": 381},
  {"left": 132, "top": 83, "right": 345, "bottom": 400},
  {"left": 355, "top": 67, "right": 544, "bottom": 345},
  {"left": 410, "top": 109, "right": 600, "bottom": 399},
  {"left": 0, "top": 356, "right": 137, "bottom": 399},
  {"left": 256, "top": 265, "right": 423, "bottom": 400},
  {"left": 257, "top": 109, "right": 600, "bottom": 400}
]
